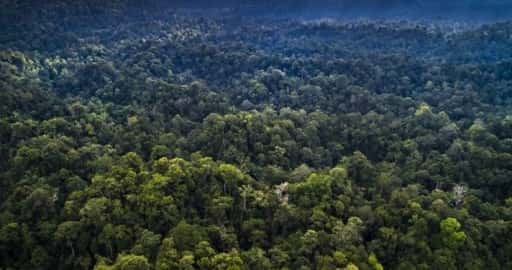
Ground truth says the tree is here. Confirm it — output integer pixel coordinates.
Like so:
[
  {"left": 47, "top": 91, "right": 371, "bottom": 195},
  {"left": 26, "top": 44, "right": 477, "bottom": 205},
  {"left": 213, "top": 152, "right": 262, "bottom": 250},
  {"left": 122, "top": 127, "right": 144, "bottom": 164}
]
[
  {"left": 194, "top": 241, "right": 216, "bottom": 270},
  {"left": 211, "top": 249, "right": 244, "bottom": 270},
  {"left": 156, "top": 237, "right": 179, "bottom": 270},
  {"left": 333, "top": 217, "right": 364, "bottom": 248},
  {"left": 218, "top": 164, "right": 247, "bottom": 195},
  {"left": 345, "top": 263, "right": 359, "bottom": 270},
  {"left": 368, "top": 253, "right": 384, "bottom": 270},
  {"left": 131, "top": 229, "right": 161, "bottom": 260},
  {"left": 300, "top": 229, "right": 319, "bottom": 257},
  {"left": 111, "top": 254, "right": 150, "bottom": 270},
  {"left": 290, "top": 173, "right": 332, "bottom": 208},
  {"left": 241, "top": 247, "right": 271, "bottom": 270},
  {"left": 440, "top": 217, "right": 467, "bottom": 250},
  {"left": 79, "top": 197, "right": 111, "bottom": 227},
  {"left": 54, "top": 221, "right": 82, "bottom": 259},
  {"left": 343, "top": 151, "right": 376, "bottom": 186},
  {"left": 169, "top": 220, "right": 207, "bottom": 251}
]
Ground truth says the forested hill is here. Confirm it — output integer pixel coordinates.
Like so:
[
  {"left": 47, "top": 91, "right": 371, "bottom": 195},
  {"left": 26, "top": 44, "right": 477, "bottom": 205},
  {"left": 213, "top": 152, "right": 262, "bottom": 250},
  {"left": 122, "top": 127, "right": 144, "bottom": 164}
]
[{"left": 1, "top": 2, "right": 512, "bottom": 270}]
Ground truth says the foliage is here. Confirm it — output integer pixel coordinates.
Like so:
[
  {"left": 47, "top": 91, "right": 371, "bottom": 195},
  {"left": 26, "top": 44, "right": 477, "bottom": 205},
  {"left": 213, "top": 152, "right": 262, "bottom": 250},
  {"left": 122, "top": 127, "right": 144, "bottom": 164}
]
[{"left": 1, "top": 3, "right": 512, "bottom": 270}]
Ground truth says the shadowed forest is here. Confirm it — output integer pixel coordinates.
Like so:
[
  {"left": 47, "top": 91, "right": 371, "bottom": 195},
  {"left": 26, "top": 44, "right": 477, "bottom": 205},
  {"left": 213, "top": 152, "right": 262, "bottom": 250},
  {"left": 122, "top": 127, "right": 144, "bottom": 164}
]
[{"left": 1, "top": 1, "right": 512, "bottom": 269}]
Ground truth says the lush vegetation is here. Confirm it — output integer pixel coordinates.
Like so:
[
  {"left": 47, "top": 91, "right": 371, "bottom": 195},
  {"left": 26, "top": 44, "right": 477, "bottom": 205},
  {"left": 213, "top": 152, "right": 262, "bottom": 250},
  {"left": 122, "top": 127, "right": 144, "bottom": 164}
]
[{"left": 1, "top": 3, "right": 512, "bottom": 270}]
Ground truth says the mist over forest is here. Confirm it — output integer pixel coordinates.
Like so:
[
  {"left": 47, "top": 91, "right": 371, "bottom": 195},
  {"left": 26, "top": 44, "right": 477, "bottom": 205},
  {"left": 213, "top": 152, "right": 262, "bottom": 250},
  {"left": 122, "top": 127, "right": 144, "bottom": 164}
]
[
  {"left": 3, "top": 0, "right": 512, "bottom": 21},
  {"left": 1, "top": 1, "right": 512, "bottom": 270}
]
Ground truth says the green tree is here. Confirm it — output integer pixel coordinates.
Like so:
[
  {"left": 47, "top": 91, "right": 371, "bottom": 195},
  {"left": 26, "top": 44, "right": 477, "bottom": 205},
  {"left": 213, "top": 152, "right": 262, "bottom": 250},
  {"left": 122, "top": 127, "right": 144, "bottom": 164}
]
[
  {"left": 156, "top": 237, "right": 179, "bottom": 270},
  {"left": 112, "top": 254, "right": 150, "bottom": 270},
  {"left": 440, "top": 217, "right": 467, "bottom": 250},
  {"left": 211, "top": 249, "right": 244, "bottom": 270}
]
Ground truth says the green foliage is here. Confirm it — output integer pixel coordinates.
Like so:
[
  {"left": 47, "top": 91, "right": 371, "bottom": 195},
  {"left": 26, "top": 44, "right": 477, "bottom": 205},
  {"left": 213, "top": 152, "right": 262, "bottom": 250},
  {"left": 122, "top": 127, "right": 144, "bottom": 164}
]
[
  {"left": 169, "top": 221, "right": 207, "bottom": 252},
  {"left": 211, "top": 249, "right": 244, "bottom": 270},
  {"left": 440, "top": 218, "right": 467, "bottom": 249},
  {"left": 1, "top": 5, "right": 512, "bottom": 270},
  {"left": 105, "top": 254, "right": 150, "bottom": 270},
  {"left": 368, "top": 253, "right": 384, "bottom": 270}
]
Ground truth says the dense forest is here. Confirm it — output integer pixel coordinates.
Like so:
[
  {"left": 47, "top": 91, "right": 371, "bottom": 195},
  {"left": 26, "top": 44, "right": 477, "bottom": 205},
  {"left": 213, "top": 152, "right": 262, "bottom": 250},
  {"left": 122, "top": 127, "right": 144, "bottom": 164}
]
[{"left": 1, "top": 2, "right": 512, "bottom": 270}]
